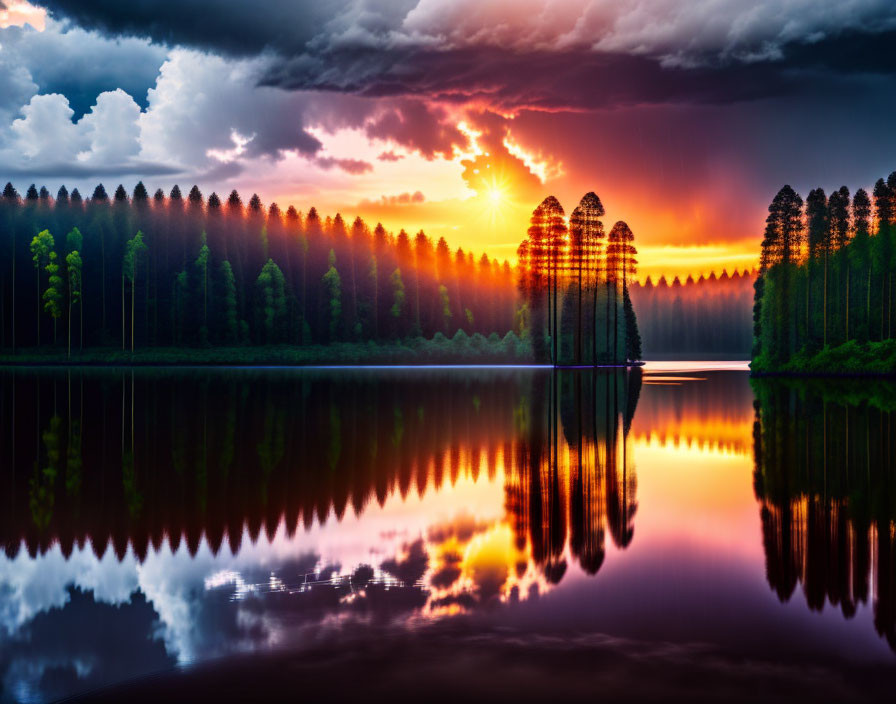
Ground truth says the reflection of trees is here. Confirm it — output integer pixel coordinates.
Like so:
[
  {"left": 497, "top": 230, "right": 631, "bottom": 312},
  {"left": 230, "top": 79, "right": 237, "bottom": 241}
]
[
  {"left": 0, "top": 369, "right": 641, "bottom": 589},
  {"left": 507, "top": 369, "right": 641, "bottom": 580},
  {"left": 752, "top": 378, "right": 896, "bottom": 650},
  {"left": 0, "top": 370, "right": 524, "bottom": 561}
]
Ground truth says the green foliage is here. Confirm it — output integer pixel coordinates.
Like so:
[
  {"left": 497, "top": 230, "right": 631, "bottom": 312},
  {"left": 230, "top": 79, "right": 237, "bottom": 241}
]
[
  {"left": 66, "top": 250, "right": 82, "bottom": 304},
  {"left": 439, "top": 284, "right": 451, "bottom": 330},
  {"left": 755, "top": 176, "right": 896, "bottom": 371},
  {"left": 123, "top": 231, "right": 147, "bottom": 283},
  {"left": 66, "top": 227, "right": 83, "bottom": 253},
  {"left": 390, "top": 268, "right": 405, "bottom": 318},
  {"left": 0, "top": 334, "right": 534, "bottom": 365},
  {"left": 194, "top": 241, "right": 210, "bottom": 343},
  {"left": 623, "top": 287, "right": 642, "bottom": 362},
  {"left": 43, "top": 251, "right": 63, "bottom": 322},
  {"left": 219, "top": 260, "right": 240, "bottom": 344},
  {"left": 322, "top": 253, "right": 343, "bottom": 341},
  {"left": 30, "top": 229, "right": 54, "bottom": 271},
  {"left": 255, "top": 259, "right": 287, "bottom": 344}
]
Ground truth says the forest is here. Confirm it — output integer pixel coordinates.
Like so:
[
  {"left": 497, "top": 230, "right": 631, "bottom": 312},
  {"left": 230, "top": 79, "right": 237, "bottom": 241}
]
[
  {"left": 629, "top": 270, "right": 754, "bottom": 359},
  {"left": 0, "top": 182, "right": 648, "bottom": 365},
  {"left": 752, "top": 171, "right": 896, "bottom": 372},
  {"left": 517, "top": 193, "right": 641, "bottom": 365},
  {"left": 0, "top": 182, "right": 524, "bottom": 362}
]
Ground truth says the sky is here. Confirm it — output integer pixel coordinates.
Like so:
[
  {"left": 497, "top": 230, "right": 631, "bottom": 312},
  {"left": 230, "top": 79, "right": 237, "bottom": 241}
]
[{"left": 2, "top": 1, "right": 896, "bottom": 279}]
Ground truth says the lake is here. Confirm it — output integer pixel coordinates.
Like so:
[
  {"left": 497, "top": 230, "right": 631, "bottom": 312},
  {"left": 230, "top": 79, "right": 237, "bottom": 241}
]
[{"left": 1, "top": 363, "right": 895, "bottom": 702}]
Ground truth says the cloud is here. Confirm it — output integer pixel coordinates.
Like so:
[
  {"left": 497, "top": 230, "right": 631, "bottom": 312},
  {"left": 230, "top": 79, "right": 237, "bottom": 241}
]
[
  {"left": 363, "top": 99, "right": 466, "bottom": 159},
  {"left": 3, "top": 89, "right": 176, "bottom": 177},
  {"left": 0, "top": 18, "right": 167, "bottom": 117},
  {"left": 10, "top": 93, "right": 85, "bottom": 161},
  {"left": 359, "top": 190, "right": 424, "bottom": 207},
  {"left": 36, "top": 1, "right": 896, "bottom": 113},
  {"left": 314, "top": 156, "right": 373, "bottom": 174},
  {"left": 377, "top": 150, "right": 403, "bottom": 161}
]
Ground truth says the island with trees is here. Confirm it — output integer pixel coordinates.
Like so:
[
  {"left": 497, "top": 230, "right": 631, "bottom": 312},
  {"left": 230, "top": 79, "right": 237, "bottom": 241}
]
[
  {"left": 0, "top": 182, "right": 641, "bottom": 366},
  {"left": 752, "top": 171, "right": 896, "bottom": 374}
]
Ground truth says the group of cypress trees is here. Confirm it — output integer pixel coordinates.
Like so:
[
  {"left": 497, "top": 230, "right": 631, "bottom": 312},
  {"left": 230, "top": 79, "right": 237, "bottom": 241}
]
[
  {"left": 753, "top": 172, "right": 896, "bottom": 368},
  {"left": 517, "top": 193, "right": 641, "bottom": 365},
  {"left": 0, "top": 182, "right": 520, "bottom": 356}
]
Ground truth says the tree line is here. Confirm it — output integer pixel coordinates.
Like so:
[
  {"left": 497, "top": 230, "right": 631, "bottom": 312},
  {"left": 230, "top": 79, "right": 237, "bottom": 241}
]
[
  {"left": 1, "top": 368, "right": 639, "bottom": 584},
  {"left": 0, "top": 182, "right": 520, "bottom": 356},
  {"left": 517, "top": 193, "right": 641, "bottom": 365},
  {"left": 753, "top": 172, "right": 896, "bottom": 368},
  {"left": 629, "top": 270, "right": 755, "bottom": 359}
]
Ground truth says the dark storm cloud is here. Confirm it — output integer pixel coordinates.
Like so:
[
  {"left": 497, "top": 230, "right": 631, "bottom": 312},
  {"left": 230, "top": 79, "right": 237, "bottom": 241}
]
[
  {"left": 0, "top": 22, "right": 167, "bottom": 118},
  {"left": 2, "top": 160, "right": 182, "bottom": 178},
  {"left": 39, "top": 0, "right": 354, "bottom": 56},
  {"left": 38, "top": 1, "right": 896, "bottom": 111}
]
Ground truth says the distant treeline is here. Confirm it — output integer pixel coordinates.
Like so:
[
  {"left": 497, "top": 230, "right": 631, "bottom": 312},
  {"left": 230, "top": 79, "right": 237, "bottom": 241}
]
[
  {"left": 753, "top": 172, "right": 896, "bottom": 371},
  {"left": 0, "top": 182, "right": 518, "bottom": 355},
  {"left": 629, "top": 270, "right": 755, "bottom": 359}
]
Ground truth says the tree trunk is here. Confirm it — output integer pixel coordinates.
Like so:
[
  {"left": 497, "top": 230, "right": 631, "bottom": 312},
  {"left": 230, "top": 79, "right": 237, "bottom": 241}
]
[
  {"left": 867, "top": 263, "right": 872, "bottom": 341},
  {"left": 577, "top": 262, "right": 582, "bottom": 365},
  {"left": 36, "top": 268, "right": 40, "bottom": 347},
  {"left": 67, "top": 280, "right": 72, "bottom": 360},
  {"left": 823, "top": 253, "right": 828, "bottom": 347},
  {"left": 121, "top": 275, "right": 125, "bottom": 350},
  {"left": 131, "top": 273, "right": 136, "bottom": 353},
  {"left": 591, "top": 277, "right": 597, "bottom": 366},
  {"left": 605, "top": 279, "right": 611, "bottom": 363},
  {"left": 613, "top": 279, "right": 619, "bottom": 364},
  {"left": 846, "top": 264, "right": 850, "bottom": 341},
  {"left": 806, "top": 258, "right": 811, "bottom": 345}
]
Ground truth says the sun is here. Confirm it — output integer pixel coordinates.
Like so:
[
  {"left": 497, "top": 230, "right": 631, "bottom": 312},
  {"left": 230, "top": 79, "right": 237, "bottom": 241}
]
[{"left": 488, "top": 186, "right": 505, "bottom": 207}]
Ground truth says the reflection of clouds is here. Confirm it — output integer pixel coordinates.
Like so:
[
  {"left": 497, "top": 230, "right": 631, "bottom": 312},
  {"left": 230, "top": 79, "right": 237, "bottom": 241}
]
[
  {"left": 0, "top": 587, "right": 172, "bottom": 704},
  {"left": 0, "top": 544, "right": 138, "bottom": 634},
  {"left": 0, "top": 512, "right": 562, "bottom": 702}
]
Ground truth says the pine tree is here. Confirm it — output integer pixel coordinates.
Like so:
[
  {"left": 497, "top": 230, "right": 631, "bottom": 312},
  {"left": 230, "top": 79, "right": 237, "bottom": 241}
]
[
  {"left": 805, "top": 188, "right": 828, "bottom": 346},
  {"left": 390, "top": 268, "right": 406, "bottom": 334},
  {"left": 43, "top": 250, "right": 63, "bottom": 343},
  {"left": 220, "top": 260, "right": 240, "bottom": 344},
  {"left": 65, "top": 248, "right": 82, "bottom": 357},
  {"left": 322, "top": 250, "right": 342, "bottom": 342},
  {"left": 123, "top": 232, "right": 147, "bottom": 352},
  {"left": 195, "top": 235, "right": 210, "bottom": 344},
  {"left": 30, "top": 229, "right": 54, "bottom": 346}
]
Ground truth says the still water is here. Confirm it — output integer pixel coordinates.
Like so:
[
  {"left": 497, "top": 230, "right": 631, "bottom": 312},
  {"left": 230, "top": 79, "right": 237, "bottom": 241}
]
[{"left": 1, "top": 364, "right": 895, "bottom": 702}]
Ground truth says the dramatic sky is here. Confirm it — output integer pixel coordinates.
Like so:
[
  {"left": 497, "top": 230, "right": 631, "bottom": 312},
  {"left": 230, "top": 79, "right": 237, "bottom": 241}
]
[{"left": 3, "top": 1, "right": 896, "bottom": 278}]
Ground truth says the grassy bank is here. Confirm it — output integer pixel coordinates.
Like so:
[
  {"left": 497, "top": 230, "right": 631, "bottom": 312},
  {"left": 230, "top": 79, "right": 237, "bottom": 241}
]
[
  {"left": 0, "top": 332, "right": 535, "bottom": 366},
  {"left": 751, "top": 339, "right": 896, "bottom": 375}
]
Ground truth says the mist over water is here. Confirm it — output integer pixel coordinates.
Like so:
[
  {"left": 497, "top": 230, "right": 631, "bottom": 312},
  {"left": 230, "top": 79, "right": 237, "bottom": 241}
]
[{"left": 0, "top": 367, "right": 894, "bottom": 702}]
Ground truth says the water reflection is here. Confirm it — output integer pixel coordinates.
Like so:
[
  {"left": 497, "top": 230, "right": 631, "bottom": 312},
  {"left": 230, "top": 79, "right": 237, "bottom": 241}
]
[
  {"left": 4, "top": 368, "right": 896, "bottom": 702},
  {"left": 0, "top": 368, "right": 641, "bottom": 702},
  {"left": 752, "top": 377, "right": 896, "bottom": 651}
]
